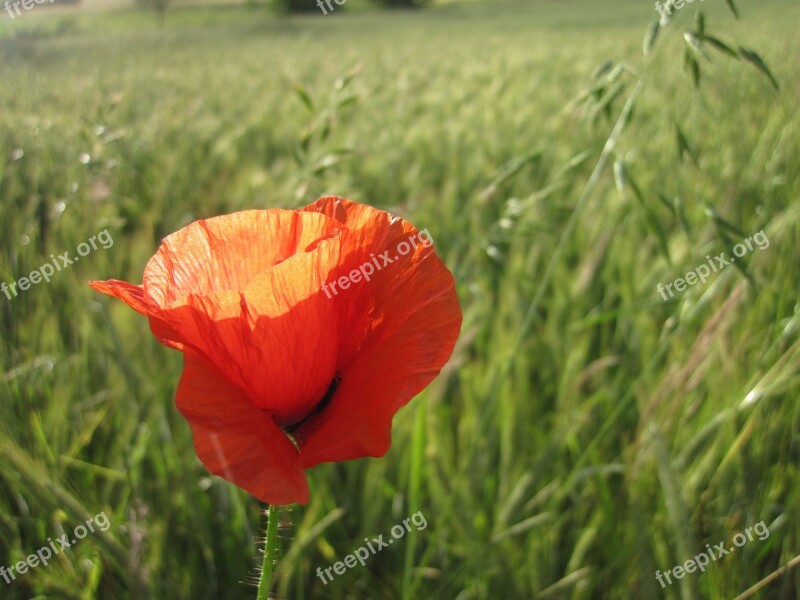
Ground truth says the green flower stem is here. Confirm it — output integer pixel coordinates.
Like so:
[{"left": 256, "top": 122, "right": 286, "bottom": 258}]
[{"left": 256, "top": 504, "right": 280, "bottom": 600}]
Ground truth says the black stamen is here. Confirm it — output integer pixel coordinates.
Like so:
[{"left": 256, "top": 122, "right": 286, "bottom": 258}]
[{"left": 284, "top": 371, "right": 342, "bottom": 434}]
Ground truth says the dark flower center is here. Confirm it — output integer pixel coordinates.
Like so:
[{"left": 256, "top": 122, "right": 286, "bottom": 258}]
[{"left": 284, "top": 371, "right": 342, "bottom": 436}]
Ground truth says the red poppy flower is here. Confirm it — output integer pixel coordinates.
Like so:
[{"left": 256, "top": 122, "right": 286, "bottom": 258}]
[{"left": 90, "top": 196, "right": 461, "bottom": 505}]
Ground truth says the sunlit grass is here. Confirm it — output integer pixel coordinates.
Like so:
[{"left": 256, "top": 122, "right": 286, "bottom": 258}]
[{"left": 1, "top": 0, "right": 799, "bottom": 598}]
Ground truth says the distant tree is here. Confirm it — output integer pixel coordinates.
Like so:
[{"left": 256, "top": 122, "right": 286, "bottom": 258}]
[
  {"left": 136, "top": 0, "right": 169, "bottom": 21},
  {"left": 373, "top": 0, "right": 431, "bottom": 8},
  {"left": 272, "top": 0, "right": 322, "bottom": 14}
]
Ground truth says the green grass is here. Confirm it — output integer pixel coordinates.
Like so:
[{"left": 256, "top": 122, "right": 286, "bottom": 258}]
[{"left": 1, "top": 0, "right": 799, "bottom": 598}]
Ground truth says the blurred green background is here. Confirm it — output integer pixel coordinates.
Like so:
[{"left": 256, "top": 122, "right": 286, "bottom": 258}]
[{"left": 1, "top": 0, "right": 799, "bottom": 598}]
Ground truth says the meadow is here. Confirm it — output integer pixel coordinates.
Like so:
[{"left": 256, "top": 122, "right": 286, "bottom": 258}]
[{"left": 1, "top": 0, "right": 799, "bottom": 598}]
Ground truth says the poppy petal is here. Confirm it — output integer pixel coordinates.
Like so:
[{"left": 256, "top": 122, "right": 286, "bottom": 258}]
[
  {"left": 154, "top": 231, "right": 346, "bottom": 427},
  {"left": 176, "top": 351, "right": 309, "bottom": 505},
  {"left": 297, "top": 197, "right": 462, "bottom": 466},
  {"left": 143, "top": 209, "right": 341, "bottom": 308},
  {"left": 88, "top": 279, "right": 185, "bottom": 350},
  {"left": 88, "top": 279, "right": 154, "bottom": 314},
  {"left": 90, "top": 199, "right": 462, "bottom": 502}
]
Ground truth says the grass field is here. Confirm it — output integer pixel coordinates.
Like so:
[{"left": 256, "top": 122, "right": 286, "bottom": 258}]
[{"left": 1, "top": 0, "right": 799, "bottom": 598}]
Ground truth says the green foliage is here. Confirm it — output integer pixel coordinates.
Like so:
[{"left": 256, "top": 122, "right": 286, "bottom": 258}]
[{"left": 0, "top": 1, "right": 799, "bottom": 599}]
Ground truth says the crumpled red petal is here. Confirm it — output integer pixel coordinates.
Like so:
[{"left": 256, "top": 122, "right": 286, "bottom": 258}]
[
  {"left": 176, "top": 351, "right": 309, "bottom": 505},
  {"left": 89, "top": 198, "right": 462, "bottom": 505},
  {"left": 295, "top": 197, "right": 462, "bottom": 467}
]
